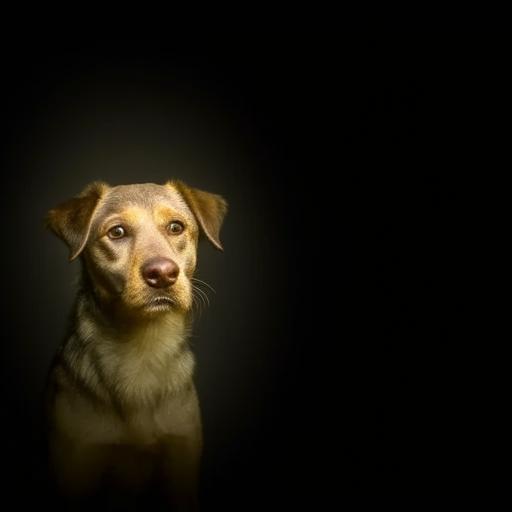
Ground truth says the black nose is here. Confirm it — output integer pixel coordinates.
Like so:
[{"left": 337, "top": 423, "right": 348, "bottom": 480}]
[{"left": 141, "top": 257, "right": 179, "bottom": 288}]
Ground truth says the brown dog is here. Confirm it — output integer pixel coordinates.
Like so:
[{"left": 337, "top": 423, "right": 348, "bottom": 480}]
[{"left": 45, "top": 180, "right": 227, "bottom": 510}]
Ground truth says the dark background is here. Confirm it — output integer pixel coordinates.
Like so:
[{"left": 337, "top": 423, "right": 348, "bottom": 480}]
[{"left": 0, "top": 34, "right": 499, "bottom": 505}]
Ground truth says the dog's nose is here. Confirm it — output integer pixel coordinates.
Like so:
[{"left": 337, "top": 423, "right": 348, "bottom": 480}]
[{"left": 141, "top": 257, "right": 179, "bottom": 288}]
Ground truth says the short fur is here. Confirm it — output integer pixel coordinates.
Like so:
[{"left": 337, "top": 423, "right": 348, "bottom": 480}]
[{"left": 45, "top": 180, "right": 227, "bottom": 510}]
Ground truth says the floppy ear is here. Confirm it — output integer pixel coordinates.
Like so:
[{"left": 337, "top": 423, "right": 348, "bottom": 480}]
[
  {"left": 171, "top": 180, "right": 228, "bottom": 251},
  {"left": 46, "top": 181, "right": 110, "bottom": 261}
]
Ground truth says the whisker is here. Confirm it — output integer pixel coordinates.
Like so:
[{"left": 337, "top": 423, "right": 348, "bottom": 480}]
[
  {"left": 192, "top": 288, "right": 205, "bottom": 309},
  {"left": 191, "top": 277, "right": 216, "bottom": 294},
  {"left": 191, "top": 291, "right": 204, "bottom": 315},
  {"left": 197, "top": 289, "right": 210, "bottom": 308},
  {"left": 192, "top": 284, "right": 210, "bottom": 308},
  {"left": 199, "top": 287, "right": 211, "bottom": 307}
]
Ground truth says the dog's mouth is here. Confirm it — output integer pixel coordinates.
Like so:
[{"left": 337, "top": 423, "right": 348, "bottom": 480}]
[{"left": 144, "top": 295, "right": 176, "bottom": 311}]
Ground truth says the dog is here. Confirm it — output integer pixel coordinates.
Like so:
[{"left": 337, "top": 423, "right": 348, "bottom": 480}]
[{"left": 45, "top": 180, "right": 227, "bottom": 510}]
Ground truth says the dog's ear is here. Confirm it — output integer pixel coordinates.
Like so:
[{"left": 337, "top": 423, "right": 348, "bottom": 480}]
[
  {"left": 46, "top": 181, "right": 110, "bottom": 261},
  {"left": 170, "top": 180, "right": 228, "bottom": 251}
]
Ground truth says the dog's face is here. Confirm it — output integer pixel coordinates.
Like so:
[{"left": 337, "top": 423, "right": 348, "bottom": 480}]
[{"left": 47, "top": 181, "right": 227, "bottom": 317}]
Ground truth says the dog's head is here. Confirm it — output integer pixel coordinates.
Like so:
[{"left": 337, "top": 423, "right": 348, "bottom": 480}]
[{"left": 47, "top": 181, "right": 227, "bottom": 316}]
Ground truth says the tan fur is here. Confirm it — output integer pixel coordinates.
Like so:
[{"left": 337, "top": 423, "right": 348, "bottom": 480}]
[{"left": 46, "top": 181, "right": 227, "bottom": 510}]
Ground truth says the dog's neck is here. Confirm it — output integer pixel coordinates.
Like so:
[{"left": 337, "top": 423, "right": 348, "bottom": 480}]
[{"left": 65, "top": 288, "right": 195, "bottom": 408}]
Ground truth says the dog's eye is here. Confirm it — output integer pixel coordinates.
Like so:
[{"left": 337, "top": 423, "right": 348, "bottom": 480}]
[
  {"left": 108, "top": 226, "right": 126, "bottom": 239},
  {"left": 167, "top": 221, "right": 184, "bottom": 235}
]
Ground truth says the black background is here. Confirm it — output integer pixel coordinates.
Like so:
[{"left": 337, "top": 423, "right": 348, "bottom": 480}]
[{"left": 0, "top": 34, "right": 499, "bottom": 505}]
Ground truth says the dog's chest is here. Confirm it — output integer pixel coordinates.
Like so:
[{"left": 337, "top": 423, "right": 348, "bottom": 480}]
[
  {"left": 97, "top": 327, "right": 194, "bottom": 407},
  {"left": 56, "top": 381, "right": 199, "bottom": 446},
  {"left": 56, "top": 329, "right": 198, "bottom": 445}
]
